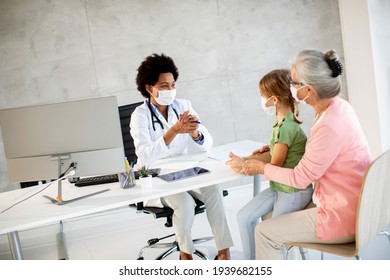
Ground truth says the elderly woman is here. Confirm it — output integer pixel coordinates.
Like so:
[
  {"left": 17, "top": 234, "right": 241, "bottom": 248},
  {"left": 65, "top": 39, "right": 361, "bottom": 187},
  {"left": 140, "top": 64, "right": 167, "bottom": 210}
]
[{"left": 227, "top": 49, "right": 372, "bottom": 259}]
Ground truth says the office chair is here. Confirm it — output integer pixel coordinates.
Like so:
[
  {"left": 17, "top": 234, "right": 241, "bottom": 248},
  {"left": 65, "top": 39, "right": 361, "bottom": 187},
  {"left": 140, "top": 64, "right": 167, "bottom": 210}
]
[
  {"left": 135, "top": 190, "right": 229, "bottom": 260},
  {"left": 118, "top": 101, "right": 143, "bottom": 164},
  {"left": 284, "top": 150, "right": 390, "bottom": 260},
  {"left": 118, "top": 102, "right": 226, "bottom": 260}
]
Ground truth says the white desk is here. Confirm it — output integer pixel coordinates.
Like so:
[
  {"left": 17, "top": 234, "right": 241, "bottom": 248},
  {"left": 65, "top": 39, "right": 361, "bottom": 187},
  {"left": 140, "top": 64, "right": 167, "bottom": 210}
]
[{"left": 0, "top": 140, "right": 263, "bottom": 259}]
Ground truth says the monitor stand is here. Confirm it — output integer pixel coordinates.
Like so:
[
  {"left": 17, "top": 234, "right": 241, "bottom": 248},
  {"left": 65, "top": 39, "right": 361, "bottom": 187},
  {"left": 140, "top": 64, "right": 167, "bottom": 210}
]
[{"left": 43, "top": 155, "right": 109, "bottom": 205}]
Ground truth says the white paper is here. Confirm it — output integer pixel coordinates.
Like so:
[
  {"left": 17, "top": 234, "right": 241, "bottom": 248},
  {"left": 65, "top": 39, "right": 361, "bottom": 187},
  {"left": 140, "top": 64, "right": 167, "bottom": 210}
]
[{"left": 207, "top": 148, "right": 249, "bottom": 161}]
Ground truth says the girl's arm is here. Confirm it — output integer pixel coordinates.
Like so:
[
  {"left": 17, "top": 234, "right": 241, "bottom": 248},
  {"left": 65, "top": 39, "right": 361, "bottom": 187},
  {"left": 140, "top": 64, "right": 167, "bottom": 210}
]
[
  {"left": 246, "top": 143, "right": 287, "bottom": 166},
  {"left": 270, "top": 143, "right": 288, "bottom": 166}
]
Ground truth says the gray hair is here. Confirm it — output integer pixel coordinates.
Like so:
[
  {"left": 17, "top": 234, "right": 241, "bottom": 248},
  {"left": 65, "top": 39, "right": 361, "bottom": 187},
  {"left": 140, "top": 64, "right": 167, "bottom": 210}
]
[{"left": 290, "top": 49, "right": 342, "bottom": 99}]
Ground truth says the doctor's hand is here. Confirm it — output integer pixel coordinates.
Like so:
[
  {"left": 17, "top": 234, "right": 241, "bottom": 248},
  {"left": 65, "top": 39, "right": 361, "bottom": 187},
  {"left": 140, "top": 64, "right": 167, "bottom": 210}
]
[
  {"left": 172, "top": 111, "right": 199, "bottom": 135},
  {"left": 226, "top": 152, "right": 245, "bottom": 173}
]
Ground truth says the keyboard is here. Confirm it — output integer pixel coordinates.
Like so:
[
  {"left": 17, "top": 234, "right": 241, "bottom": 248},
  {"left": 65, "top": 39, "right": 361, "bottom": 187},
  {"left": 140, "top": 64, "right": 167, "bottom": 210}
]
[
  {"left": 75, "top": 174, "right": 119, "bottom": 187},
  {"left": 73, "top": 168, "right": 161, "bottom": 187}
]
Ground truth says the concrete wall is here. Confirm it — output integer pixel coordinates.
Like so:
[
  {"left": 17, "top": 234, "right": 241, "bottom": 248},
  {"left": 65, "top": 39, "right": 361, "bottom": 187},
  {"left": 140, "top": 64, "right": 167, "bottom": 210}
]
[
  {"left": 1, "top": 0, "right": 390, "bottom": 261},
  {"left": 339, "top": 0, "right": 390, "bottom": 158},
  {"left": 368, "top": 0, "right": 390, "bottom": 154},
  {"left": 0, "top": 0, "right": 344, "bottom": 192}
]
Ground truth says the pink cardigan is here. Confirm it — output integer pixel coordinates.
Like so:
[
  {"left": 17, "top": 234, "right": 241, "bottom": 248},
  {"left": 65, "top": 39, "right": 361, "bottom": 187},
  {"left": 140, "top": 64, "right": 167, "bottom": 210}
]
[{"left": 264, "top": 96, "right": 372, "bottom": 240}]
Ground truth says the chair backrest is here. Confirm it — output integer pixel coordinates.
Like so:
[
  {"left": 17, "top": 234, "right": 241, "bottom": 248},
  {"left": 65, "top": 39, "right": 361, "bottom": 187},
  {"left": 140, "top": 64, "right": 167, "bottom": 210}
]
[
  {"left": 118, "top": 101, "right": 143, "bottom": 165},
  {"left": 356, "top": 149, "right": 390, "bottom": 250}
]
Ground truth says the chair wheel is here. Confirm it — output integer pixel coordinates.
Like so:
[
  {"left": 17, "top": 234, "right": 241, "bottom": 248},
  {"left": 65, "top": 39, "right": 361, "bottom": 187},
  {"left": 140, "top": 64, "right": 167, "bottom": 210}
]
[{"left": 137, "top": 257, "right": 144, "bottom": 260}]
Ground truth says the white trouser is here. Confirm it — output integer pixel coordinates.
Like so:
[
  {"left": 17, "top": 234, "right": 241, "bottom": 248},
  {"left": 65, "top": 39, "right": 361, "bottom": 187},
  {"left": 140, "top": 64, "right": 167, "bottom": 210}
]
[{"left": 161, "top": 185, "right": 234, "bottom": 254}]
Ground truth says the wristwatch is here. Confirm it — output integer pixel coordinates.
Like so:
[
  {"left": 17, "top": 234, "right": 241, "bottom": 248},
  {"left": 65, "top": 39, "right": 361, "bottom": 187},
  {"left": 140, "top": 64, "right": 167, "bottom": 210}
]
[{"left": 192, "top": 131, "right": 203, "bottom": 141}]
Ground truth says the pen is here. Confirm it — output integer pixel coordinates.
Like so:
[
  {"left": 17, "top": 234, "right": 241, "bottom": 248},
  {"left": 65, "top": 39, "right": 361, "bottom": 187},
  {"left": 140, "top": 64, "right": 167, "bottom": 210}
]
[
  {"left": 188, "top": 109, "right": 201, "bottom": 124},
  {"left": 129, "top": 161, "right": 134, "bottom": 186}
]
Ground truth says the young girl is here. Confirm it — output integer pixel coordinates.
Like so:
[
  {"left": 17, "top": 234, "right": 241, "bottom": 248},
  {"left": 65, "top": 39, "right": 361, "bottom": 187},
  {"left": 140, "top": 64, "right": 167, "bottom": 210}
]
[{"left": 227, "top": 69, "right": 313, "bottom": 260}]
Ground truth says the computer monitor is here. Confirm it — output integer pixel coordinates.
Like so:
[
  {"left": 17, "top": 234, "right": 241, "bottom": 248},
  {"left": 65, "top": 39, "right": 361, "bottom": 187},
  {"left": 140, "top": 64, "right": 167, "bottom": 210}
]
[{"left": 0, "top": 96, "right": 126, "bottom": 203}]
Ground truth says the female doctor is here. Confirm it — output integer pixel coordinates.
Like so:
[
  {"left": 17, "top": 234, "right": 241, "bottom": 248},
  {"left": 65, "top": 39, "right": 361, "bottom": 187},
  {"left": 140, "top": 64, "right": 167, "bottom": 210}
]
[{"left": 130, "top": 53, "right": 233, "bottom": 260}]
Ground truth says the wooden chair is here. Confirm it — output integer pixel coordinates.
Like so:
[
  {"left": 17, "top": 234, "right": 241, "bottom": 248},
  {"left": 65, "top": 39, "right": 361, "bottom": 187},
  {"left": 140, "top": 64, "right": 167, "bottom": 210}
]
[{"left": 285, "top": 150, "right": 390, "bottom": 260}]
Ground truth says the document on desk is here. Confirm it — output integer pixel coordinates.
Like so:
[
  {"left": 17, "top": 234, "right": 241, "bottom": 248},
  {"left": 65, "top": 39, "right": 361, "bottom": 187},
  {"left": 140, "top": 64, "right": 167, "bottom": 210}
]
[{"left": 207, "top": 149, "right": 249, "bottom": 161}]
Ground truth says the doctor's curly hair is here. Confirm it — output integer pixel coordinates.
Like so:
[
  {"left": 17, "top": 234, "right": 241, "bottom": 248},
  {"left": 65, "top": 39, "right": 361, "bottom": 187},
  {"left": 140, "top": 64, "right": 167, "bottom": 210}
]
[{"left": 135, "top": 53, "right": 179, "bottom": 98}]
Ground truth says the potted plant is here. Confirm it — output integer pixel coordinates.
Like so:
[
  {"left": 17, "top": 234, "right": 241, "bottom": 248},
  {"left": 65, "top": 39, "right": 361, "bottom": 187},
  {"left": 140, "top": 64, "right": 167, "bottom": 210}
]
[
  {"left": 138, "top": 165, "right": 150, "bottom": 178},
  {"left": 138, "top": 165, "right": 152, "bottom": 189}
]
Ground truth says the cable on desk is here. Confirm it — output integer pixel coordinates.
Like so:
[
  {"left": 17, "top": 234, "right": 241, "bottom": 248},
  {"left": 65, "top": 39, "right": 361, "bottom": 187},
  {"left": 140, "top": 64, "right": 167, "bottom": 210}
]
[
  {"left": 0, "top": 162, "right": 76, "bottom": 214},
  {"left": 0, "top": 182, "right": 55, "bottom": 214},
  {"left": 59, "top": 162, "right": 77, "bottom": 178}
]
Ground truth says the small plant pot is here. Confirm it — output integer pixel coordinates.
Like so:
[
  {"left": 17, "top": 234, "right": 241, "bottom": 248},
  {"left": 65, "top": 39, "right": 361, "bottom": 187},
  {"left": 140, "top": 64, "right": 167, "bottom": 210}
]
[{"left": 139, "top": 175, "right": 153, "bottom": 189}]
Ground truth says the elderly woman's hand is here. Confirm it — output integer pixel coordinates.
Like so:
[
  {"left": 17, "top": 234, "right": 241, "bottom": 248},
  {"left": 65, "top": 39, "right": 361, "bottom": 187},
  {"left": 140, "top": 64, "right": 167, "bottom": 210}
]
[
  {"left": 242, "top": 159, "right": 266, "bottom": 175},
  {"left": 227, "top": 152, "right": 268, "bottom": 175},
  {"left": 226, "top": 152, "right": 245, "bottom": 173}
]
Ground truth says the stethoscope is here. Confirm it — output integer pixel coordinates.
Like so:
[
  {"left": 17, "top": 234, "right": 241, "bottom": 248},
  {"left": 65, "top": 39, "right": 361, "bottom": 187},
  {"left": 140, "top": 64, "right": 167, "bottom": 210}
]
[{"left": 147, "top": 98, "right": 179, "bottom": 131}]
